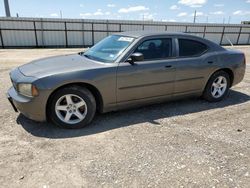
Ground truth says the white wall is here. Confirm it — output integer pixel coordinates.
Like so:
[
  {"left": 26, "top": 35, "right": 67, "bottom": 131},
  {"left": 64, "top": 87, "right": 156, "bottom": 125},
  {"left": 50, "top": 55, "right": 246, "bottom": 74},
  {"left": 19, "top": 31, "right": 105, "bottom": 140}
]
[{"left": 0, "top": 17, "right": 249, "bottom": 47}]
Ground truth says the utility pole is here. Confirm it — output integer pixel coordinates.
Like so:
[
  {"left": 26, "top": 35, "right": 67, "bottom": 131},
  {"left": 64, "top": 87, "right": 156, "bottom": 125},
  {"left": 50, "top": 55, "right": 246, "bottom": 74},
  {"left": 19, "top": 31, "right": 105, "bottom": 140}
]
[
  {"left": 193, "top": 10, "right": 197, "bottom": 23},
  {"left": 4, "top": 0, "right": 11, "bottom": 17}
]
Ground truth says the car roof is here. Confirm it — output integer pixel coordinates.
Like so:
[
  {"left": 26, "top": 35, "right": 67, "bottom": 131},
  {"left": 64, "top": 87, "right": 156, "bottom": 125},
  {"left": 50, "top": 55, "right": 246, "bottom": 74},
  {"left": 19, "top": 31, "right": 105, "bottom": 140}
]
[{"left": 115, "top": 31, "right": 193, "bottom": 38}]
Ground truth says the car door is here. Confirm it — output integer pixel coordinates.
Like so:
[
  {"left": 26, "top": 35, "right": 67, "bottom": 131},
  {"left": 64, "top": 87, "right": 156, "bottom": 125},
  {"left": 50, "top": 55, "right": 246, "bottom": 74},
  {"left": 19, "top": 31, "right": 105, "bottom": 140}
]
[
  {"left": 116, "top": 37, "right": 176, "bottom": 103},
  {"left": 173, "top": 38, "right": 217, "bottom": 95}
]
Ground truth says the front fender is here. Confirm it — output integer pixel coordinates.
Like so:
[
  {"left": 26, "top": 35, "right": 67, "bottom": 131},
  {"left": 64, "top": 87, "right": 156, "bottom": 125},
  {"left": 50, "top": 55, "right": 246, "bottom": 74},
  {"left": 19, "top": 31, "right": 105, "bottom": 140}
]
[{"left": 34, "top": 68, "right": 117, "bottom": 113}]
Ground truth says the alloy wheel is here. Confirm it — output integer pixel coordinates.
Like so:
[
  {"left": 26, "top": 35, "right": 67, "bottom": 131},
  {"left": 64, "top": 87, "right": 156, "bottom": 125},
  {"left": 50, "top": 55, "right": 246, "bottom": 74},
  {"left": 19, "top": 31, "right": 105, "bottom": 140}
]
[
  {"left": 211, "top": 76, "right": 227, "bottom": 98},
  {"left": 55, "top": 94, "right": 87, "bottom": 124}
]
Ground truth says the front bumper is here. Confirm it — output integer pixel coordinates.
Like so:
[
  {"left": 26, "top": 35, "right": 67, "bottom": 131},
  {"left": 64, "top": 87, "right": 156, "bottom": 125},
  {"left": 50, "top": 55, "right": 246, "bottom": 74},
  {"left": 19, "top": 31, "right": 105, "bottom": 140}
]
[
  {"left": 7, "top": 94, "right": 18, "bottom": 112},
  {"left": 7, "top": 87, "right": 48, "bottom": 122}
]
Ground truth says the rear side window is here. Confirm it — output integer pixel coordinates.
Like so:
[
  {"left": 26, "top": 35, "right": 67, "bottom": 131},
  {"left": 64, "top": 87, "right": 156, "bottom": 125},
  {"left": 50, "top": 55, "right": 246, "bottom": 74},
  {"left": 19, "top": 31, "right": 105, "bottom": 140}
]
[
  {"left": 134, "top": 38, "right": 172, "bottom": 61},
  {"left": 178, "top": 39, "right": 208, "bottom": 57}
]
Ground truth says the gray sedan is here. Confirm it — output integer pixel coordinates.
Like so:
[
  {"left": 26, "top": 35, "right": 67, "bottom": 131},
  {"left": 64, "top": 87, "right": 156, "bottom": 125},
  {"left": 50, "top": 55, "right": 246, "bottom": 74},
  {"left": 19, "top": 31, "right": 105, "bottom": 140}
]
[{"left": 7, "top": 31, "right": 246, "bottom": 129}]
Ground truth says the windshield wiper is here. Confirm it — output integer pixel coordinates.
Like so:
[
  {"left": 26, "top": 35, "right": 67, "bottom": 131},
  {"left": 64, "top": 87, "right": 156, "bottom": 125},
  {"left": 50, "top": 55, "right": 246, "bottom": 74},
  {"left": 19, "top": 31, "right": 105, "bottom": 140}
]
[
  {"left": 83, "top": 54, "right": 92, "bottom": 59},
  {"left": 83, "top": 54, "right": 94, "bottom": 60}
]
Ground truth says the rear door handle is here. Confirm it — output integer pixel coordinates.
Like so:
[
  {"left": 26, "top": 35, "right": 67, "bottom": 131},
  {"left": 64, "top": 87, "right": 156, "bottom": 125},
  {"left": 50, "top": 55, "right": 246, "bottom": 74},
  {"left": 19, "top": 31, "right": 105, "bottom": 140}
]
[
  {"left": 165, "top": 65, "right": 172, "bottom": 68},
  {"left": 208, "top": 61, "right": 214, "bottom": 64}
]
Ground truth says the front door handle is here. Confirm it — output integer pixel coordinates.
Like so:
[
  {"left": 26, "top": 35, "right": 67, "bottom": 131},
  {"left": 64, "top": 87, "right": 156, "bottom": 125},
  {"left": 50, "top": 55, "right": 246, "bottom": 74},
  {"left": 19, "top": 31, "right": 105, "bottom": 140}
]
[
  {"left": 208, "top": 61, "right": 214, "bottom": 64},
  {"left": 165, "top": 65, "right": 172, "bottom": 68}
]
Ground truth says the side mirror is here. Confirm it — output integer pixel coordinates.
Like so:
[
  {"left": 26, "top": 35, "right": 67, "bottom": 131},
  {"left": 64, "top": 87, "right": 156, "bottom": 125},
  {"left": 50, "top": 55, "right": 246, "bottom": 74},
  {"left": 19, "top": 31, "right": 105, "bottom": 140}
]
[{"left": 126, "top": 53, "right": 144, "bottom": 64}]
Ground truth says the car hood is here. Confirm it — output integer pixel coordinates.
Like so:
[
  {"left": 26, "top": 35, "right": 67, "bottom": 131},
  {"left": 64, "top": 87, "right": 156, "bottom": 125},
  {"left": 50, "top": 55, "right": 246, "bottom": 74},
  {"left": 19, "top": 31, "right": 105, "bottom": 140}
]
[{"left": 18, "top": 54, "right": 106, "bottom": 77}]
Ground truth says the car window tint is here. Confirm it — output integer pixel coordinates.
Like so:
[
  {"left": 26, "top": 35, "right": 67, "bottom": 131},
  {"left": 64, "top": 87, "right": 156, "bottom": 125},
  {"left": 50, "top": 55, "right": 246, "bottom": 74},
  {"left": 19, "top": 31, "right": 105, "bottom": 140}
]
[
  {"left": 134, "top": 38, "right": 172, "bottom": 60},
  {"left": 178, "top": 39, "right": 208, "bottom": 57}
]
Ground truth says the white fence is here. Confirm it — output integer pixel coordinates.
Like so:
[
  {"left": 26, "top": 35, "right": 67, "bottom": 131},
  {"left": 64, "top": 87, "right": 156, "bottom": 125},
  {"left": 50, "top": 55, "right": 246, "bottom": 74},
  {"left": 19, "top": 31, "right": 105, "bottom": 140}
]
[{"left": 0, "top": 17, "right": 250, "bottom": 48}]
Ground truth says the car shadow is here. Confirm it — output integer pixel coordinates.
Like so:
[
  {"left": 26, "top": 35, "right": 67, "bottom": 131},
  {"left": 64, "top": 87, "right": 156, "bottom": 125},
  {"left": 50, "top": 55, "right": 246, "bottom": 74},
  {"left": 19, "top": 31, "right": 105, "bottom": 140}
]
[{"left": 17, "top": 90, "right": 250, "bottom": 139}]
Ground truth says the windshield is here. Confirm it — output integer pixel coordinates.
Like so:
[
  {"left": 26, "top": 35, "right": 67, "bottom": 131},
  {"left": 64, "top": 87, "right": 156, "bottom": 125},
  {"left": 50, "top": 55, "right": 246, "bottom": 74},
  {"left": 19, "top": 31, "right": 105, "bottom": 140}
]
[{"left": 83, "top": 35, "right": 135, "bottom": 63}]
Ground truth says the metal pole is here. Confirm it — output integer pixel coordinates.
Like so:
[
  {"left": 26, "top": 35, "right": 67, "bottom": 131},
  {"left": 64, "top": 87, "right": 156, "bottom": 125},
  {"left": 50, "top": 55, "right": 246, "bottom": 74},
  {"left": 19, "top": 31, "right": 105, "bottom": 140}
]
[
  {"left": 33, "top": 21, "right": 38, "bottom": 47},
  {"left": 0, "top": 28, "right": 4, "bottom": 48},
  {"left": 228, "top": 16, "right": 231, "bottom": 24},
  {"left": 193, "top": 10, "right": 197, "bottom": 23},
  {"left": 203, "top": 26, "right": 206, "bottom": 38},
  {"left": 106, "top": 20, "right": 109, "bottom": 36},
  {"left": 91, "top": 23, "right": 94, "bottom": 46},
  {"left": 4, "top": 0, "right": 11, "bottom": 17},
  {"left": 64, "top": 22, "right": 68, "bottom": 47},
  {"left": 41, "top": 18, "right": 45, "bottom": 47},
  {"left": 60, "top": 10, "right": 63, "bottom": 19},
  {"left": 82, "top": 20, "right": 85, "bottom": 47},
  {"left": 236, "top": 27, "right": 242, "bottom": 45},
  {"left": 220, "top": 26, "right": 225, "bottom": 45}
]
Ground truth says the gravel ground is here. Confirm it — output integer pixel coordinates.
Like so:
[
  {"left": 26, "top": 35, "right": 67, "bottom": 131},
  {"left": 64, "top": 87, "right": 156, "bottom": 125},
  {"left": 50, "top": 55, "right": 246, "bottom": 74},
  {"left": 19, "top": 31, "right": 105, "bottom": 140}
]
[{"left": 0, "top": 47, "right": 250, "bottom": 188}]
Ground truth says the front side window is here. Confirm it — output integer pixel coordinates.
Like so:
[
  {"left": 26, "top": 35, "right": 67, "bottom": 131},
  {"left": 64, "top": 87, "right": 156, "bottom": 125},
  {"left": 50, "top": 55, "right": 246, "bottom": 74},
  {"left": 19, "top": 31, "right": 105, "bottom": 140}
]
[
  {"left": 178, "top": 39, "right": 208, "bottom": 57},
  {"left": 84, "top": 35, "right": 134, "bottom": 63},
  {"left": 134, "top": 38, "right": 172, "bottom": 61}
]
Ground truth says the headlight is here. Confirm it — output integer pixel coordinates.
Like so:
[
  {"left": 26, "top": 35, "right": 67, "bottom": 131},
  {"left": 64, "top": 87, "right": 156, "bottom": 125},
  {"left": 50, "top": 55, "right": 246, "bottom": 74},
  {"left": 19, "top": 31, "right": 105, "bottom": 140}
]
[{"left": 17, "top": 83, "right": 39, "bottom": 97}]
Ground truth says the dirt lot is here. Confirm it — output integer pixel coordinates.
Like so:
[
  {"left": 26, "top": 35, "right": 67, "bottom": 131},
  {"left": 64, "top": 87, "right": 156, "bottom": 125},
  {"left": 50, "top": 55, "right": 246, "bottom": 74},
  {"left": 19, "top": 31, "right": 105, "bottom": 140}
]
[{"left": 0, "top": 47, "right": 250, "bottom": 188}]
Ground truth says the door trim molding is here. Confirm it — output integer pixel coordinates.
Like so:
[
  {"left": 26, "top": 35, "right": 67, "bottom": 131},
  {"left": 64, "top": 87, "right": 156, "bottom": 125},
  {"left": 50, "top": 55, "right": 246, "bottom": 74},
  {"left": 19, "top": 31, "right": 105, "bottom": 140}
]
[
  {"left": 176, "top": 76, "right": 204, "bottom": 82},
  {"left": 119, "top": 80, "right": 174, "bottom": 90}
]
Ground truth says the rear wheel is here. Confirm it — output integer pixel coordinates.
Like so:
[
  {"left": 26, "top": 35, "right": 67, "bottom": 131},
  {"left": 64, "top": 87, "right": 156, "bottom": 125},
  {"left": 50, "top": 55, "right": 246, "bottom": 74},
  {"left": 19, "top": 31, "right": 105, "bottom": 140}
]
[
  {"left": 49, "top": 86, "right": 96, "bottom": 129},
  {"left": 203, "top": 71, "right": 230, "bottom": 102}
]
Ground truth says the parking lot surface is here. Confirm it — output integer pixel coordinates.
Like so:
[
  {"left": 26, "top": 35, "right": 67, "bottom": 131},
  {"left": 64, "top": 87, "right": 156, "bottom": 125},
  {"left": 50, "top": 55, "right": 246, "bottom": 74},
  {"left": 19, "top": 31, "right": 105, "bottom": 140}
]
[{"left": 0, "top": 47, "right": 250, "bottom": 187}]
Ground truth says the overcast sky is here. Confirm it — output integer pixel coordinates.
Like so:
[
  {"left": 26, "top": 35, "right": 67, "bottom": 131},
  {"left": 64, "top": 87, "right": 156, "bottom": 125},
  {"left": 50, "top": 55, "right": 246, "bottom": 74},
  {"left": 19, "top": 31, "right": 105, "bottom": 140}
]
[{"left": 0, "top": 0, "right": 250, "bottom": 23}]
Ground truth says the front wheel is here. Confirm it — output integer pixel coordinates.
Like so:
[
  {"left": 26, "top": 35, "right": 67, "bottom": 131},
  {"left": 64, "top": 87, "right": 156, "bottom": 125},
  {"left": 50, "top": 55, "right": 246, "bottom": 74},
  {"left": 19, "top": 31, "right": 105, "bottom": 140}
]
[
  {"left": 49, "top": 86, "right": 96, "bottom": 129},
  {"left": 203, "top": 71, "right": 230, "bottom": 102}
]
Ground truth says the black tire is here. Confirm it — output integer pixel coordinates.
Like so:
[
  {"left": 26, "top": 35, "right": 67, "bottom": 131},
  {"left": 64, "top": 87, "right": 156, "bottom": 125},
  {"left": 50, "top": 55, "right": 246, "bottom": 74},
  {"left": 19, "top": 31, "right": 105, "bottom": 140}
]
[
  {"left": 48, "top": 86, "right": 96, "bottom": 129},
  {"left": 203, "top": 71, "right": 230, "bottom": 102}
]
